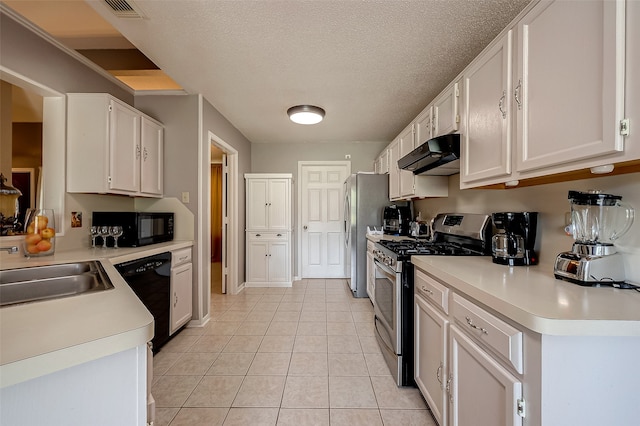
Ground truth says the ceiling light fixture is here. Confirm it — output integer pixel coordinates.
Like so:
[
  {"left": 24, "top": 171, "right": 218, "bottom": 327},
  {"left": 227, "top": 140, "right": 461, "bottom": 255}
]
[{"left": 287, "top": 105, "right": 325, "bottom": 125}]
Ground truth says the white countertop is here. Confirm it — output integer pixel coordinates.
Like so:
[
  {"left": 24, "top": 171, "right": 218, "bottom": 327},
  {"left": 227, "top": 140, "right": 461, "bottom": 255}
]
[
  {"left": 411, "top": 256, "right": 640, "bottom": 337},
  {"left": 0, "top": 240, "right": 193, "bottom": 388}
]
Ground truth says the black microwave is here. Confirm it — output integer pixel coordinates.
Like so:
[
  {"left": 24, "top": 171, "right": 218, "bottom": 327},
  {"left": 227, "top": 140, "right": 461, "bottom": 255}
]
[{"left": 92, "top": 212, "right": 174, "bottom": 247}]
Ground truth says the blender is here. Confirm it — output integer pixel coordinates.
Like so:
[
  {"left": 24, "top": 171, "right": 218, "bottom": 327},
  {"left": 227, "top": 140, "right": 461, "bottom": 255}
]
[{"left": 554, "top": 190, "right": 635, "bottom": 286}]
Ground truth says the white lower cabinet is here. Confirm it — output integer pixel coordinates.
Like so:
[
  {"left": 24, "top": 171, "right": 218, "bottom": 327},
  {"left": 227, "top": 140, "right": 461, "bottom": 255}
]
[
  {"left": 170, "top": 248, "right": 193, "bottom": 334},
  {"left": 415, "top": 293, "right": 449, "bottom": 426},
  {"left": 366, "top": 240, "right": 376, "bottom": 300},
  {"left": 449, "top": 326, "right": 523, "bottom": 426},
  {"left": 415, "top": 269, "right": 523, "bottom": 426},
  {"left": 246, "top": 232, "right": 291, "bottom": 287}
]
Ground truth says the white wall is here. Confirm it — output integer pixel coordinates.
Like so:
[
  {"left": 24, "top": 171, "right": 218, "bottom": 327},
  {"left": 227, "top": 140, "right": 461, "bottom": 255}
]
[
  {"left": 251, "top": 141, "right": 387, "bottom": 176},
  {"left": 414, "top": 172, "right": 640, "bottom": 272}
]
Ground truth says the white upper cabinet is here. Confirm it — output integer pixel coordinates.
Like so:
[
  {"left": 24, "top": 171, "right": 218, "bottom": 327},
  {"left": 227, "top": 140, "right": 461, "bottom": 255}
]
[
  {"left": 399, "top": 124, "right": 417, "bottom": 197},
  {"left": 140, "top": 117, "right": 164, "bottom": 196},
  {"left": 245, "top": 174, "right": 291, "bottom": 232},
  {"left": 433, "top": 81, "right": 460, "bottom": 137},
  {"left": 67, "top": 93, "right": 164, "bottom": 198},
  {"left": 460, "top": 0, "right": 630, "bottom": 188},
  {"left": 461, "top": 31, "right": 513, "bottom": 186},
  {"left": 515, "top": 0, "right": 625, "bottom": 174},
  {"left": 388, "top": 139, "right": 401, "bottom": 200},
  {"left": 107, "top": 100, "right": 140, "bottom": 193},
  {"left": 415, "top": 106, "right": 433, "bottom": 148}
]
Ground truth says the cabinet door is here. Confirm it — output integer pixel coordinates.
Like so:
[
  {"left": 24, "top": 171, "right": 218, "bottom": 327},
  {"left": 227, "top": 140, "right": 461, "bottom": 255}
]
[
  {"left": 140, "top": 117, "right": 163, "bottom": 196},
  {"left": 461, "top": 31, "right": 513, "bottom": 185},
  {"left": 170, "top": 262, "right": 193, "bottom": 334},
  {"left": 267, "top": 179, "right": 290, "bottom": 231},
  {"left": 388, "top": 140, "right": 400, "bottom": 199},
  {"left": 366, "top": 251, "right": 375, "bottom": 299},
  {"left": 109, "top": 100, "right": 141, "bottom": 193},
  {"left": 433, "top": 82, "right": 460, "bottom": 137},
  {"left": 415, "top": 295, "right": 448, "bottom": 426},
  {"left": 415, "top": 106, "right": 432, "bottom": 147},
  {"left": 516, "top": 0, "right": 624, "bottom": 173},
  {"left": 379, "top": 149, "right": 389, "bottom": 174},
  {"left": 247, "top": 239, "right": 269, "bottom": 282},
  {"left": 246, "top": 179, "right": 269, "bottom": 230},
  {"left": 399, "top": 125, "right": 415, "bottom": 198},
  {"left": 268, "top": 240, "right": 290, "bottom": 283},
  {"left": 449, "top": 325, "right": 523, "bottom": 426}
]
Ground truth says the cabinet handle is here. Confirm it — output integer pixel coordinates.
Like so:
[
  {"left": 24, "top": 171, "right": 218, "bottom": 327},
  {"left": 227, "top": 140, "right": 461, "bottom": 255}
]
[
  {"left": 277, "top": 233, "right": 282, "bottom": 237},
  {"left": 514, "top": 79, "right": 522, "bottom": 110},
  {"left": 436, "top": 361, "right": 443, "bottom": 386},
  {"left": 143, "top": 147, "right": 148, "bottom": 161},
  {"left": 136, "top": 145, "right": 141, "bottom": 159},
  {"left": 256, "top": 234, "right": 261, "bottom": 237},
  {"left": 446, "top": 374, "right": 453, "bottom": 403},
  {"left": 174, "top": 294, "right": 178, "bottom": 308},
  {"left": 465, "top": 316, "right": 488, "bottom": 335},
  {"left": 421, "top": 285, "right": 434, "bottom": 296},
  {"left": 498, "top": 91, "right": 507, "bottom": 119}
]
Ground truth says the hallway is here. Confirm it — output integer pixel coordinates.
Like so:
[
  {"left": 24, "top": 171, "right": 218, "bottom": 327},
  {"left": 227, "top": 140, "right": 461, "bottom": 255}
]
[{"left": 151, "top": 279, "right": 434, "bottom": 425}]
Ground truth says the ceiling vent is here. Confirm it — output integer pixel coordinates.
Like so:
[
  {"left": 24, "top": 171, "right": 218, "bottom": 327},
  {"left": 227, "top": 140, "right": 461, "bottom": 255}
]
[{"left": 103, "top": 0, "right": 145, "bottom": 19}]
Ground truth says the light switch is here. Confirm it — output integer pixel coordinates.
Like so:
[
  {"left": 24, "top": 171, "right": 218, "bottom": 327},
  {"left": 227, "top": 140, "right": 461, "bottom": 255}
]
[{"left": 182, "top": 192, "right": 190, "bottom": 203}]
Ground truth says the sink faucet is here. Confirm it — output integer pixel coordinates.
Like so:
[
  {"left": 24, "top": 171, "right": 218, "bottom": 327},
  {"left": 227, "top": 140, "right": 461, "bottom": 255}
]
[{"left": 1, "top": 246, "right": 19, "bottom": 254}]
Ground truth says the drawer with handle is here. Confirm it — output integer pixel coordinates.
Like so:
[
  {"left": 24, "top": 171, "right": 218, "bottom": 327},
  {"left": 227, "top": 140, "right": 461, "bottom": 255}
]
[
  {"left": 415, "top": 268, "right": 449, "bottom": 314},
  {"left": 248, "top": 232, "right": 288, "bottom": 241},
  {"left": 171, "top": 248, "right": 192, "bottom": 267},
  {"left": 452, "top": 293, "right": 523, "bottom": 374}
]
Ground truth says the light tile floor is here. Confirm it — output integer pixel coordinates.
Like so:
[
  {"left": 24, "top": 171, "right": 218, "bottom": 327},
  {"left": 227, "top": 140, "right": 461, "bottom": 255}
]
[{"left": 152, "top": 279, "right": 436, "bottom": 425}]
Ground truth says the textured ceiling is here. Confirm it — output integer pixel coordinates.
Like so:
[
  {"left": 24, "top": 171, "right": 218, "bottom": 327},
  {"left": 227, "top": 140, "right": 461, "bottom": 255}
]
[{"left": 9, "top": 0, "right": 532, "bottom": 145}]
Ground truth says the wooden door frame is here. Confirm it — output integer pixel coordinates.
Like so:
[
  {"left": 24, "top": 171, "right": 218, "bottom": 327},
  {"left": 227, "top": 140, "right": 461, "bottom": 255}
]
[{"left": 296, "top": 161, "right": 351, "bottom": 280}]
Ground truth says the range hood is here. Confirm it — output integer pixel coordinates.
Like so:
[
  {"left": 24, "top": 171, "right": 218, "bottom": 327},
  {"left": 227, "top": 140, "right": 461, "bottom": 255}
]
[{"left": 397, "top": 133, "right": 460, "bottom": 176}]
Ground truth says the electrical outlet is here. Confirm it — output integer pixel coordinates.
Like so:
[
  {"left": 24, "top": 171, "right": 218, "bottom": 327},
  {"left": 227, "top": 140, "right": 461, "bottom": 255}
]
[{"left": 182, "top": 192, "right": 190, "bottom": 203}]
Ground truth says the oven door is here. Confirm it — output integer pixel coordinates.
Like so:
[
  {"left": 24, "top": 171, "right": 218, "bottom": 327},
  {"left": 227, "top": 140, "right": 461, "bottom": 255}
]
[{"left": 373, "top": 258, "right": 401, "bottom": 353}]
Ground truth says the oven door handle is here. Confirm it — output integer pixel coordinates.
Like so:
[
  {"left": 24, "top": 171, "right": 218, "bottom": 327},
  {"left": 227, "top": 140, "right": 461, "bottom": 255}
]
[{"left": 374, "top": 259, "right": 396, "bottom": 280}]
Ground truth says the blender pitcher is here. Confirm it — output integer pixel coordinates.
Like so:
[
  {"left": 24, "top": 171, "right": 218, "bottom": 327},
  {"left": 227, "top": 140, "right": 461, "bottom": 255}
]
[{"left": 568, "top": 190, "right": 634, "bottom": 252}]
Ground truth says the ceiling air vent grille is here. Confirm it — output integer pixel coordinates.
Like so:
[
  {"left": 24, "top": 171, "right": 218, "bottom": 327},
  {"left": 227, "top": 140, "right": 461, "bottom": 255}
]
[{"left": 103, "top": 0, "right": 145, "bottom": 19}]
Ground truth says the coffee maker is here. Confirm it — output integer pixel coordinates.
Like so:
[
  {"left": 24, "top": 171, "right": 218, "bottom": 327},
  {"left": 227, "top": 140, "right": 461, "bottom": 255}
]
[
  {"left": 554, "top": 190, "right": 634, "bottom": 286},
  {"left": 491, "top": 212, "right": 539, "bottom": 266},
  {"left": 383, "top": 204, "right": 412, "bottom": 236}
]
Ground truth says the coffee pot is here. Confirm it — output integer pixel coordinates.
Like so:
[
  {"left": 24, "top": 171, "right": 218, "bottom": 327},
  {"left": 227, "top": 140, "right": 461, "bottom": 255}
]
[{"left": 491, "top": 212, "right": 539, "bottom": 266}]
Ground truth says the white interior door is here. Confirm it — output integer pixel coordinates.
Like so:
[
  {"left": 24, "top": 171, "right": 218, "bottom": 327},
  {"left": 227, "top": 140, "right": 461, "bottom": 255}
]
[
  {"left": 299, "top": 162, "right": 350, "bottom": 278},
  {"left": 221, "top": 154, "right": 228, "bottom": 294}
]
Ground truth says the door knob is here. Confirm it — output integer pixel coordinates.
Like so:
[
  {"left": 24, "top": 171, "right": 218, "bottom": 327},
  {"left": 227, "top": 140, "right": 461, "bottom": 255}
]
[{"left": 303, "top": 225, "right": 308, "bottom": 230}]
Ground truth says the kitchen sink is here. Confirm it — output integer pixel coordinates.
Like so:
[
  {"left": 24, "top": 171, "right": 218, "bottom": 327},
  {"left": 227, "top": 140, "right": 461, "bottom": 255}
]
[{"left": 0, "top": 261, "right": 114, "bottom": 307}]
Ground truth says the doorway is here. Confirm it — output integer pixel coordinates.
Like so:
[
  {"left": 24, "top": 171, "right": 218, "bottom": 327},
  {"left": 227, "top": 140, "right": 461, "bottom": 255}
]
[
  {"left": 210, "top": 148, "right": 224, "bottom": 294},
  {"left": 208, "top": 132, "right": 238, "bottom": 296}
]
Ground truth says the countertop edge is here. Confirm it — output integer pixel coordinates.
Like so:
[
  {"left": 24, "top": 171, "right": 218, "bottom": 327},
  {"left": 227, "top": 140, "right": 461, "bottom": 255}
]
[
  {"left": 410, "top": 256, "right": 640, "bottom": 337},
  {"left": 0, "top": 241, "right": 193, "bottom": 388}
]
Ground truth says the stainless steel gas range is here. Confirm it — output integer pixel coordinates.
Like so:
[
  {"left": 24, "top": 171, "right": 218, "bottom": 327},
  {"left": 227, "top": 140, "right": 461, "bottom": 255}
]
[{"left": 372, "top": 213, "right": 492, "bottom": 387}]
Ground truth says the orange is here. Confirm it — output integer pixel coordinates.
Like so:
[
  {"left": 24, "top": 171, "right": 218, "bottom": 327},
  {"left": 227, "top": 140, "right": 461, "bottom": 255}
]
[{"left": 36, "top": 240, "right": 52, "bottom": 252}]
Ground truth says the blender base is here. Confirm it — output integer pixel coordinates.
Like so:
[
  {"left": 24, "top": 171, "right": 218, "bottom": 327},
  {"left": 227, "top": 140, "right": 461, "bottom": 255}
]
[{"left": 554, "top": 251, "right": 627, "bottom": 286}]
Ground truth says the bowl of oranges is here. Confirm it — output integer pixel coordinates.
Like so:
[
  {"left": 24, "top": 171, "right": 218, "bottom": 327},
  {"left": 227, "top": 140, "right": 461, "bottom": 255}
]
[{"left": 23, "top": 209, "right": 55, "bottom": 256}]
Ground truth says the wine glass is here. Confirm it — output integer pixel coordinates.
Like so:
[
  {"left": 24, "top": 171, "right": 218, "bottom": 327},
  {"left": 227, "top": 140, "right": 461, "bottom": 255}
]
[
  {"left": 89, "top": 226, "right": 100, "bottom": 248},
  {"left": 98, "top": 226, "right": 110, "bottom": 248},
  {"left": 109, "top": 226, "right": 124, "bottom": 248}
]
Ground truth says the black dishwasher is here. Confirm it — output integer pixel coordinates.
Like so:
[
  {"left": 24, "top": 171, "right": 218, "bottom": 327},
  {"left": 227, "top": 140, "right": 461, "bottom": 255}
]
[{"left": 116, "top": 252, "right": 172, "bottom": 353}]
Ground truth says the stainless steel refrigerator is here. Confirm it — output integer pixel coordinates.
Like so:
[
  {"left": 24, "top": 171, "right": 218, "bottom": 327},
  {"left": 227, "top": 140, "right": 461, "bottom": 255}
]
[{"left": 344, "top": 173, "right": 389, "bottom": 298}]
